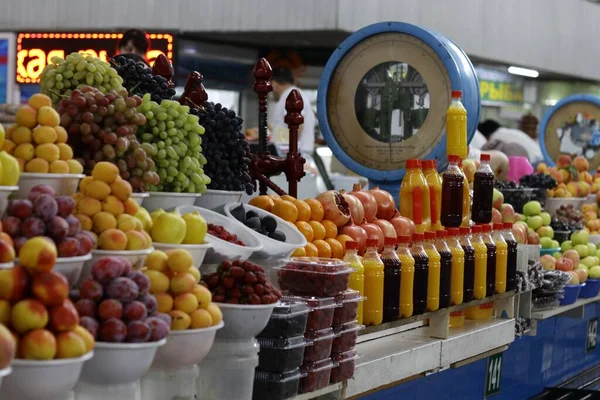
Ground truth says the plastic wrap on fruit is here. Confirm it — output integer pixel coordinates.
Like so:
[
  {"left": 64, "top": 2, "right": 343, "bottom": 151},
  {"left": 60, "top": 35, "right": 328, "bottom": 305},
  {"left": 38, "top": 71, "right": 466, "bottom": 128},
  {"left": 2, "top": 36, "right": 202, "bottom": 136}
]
[{"left": 151, "top": 54, "right": 174, "bottom": 86}]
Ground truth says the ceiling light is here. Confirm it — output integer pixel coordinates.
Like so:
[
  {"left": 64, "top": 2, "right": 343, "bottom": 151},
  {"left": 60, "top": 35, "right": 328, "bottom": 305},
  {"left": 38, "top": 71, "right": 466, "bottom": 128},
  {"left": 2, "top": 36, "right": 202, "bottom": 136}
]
[{"left": 508, "top": 66, "right": 539, "bottom": 78}]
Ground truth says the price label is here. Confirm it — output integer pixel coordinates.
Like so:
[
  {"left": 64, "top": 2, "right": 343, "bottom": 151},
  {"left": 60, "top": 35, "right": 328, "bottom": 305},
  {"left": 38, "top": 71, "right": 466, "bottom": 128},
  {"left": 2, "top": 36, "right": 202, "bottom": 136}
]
[
  {"left": 485, "top": 353, "right": 503, "bottom": 397},
  {"left": 587, "top": 318, "right": 598, "bottom": 353}
]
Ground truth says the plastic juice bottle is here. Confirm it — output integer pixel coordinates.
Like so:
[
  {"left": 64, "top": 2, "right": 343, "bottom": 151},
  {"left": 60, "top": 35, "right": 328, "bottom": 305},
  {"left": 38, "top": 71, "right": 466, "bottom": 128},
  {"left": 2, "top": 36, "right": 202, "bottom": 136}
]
[
  {"left": 400, "top": 159, "right": 431, "bottom": 233},
  {"left": 459, "top": 227, "right": 475, "bottom": 303},
  {"left": 423, "top": 160, "right": 443, "bottom": 231},
  {"left": 471, "top": 154, "right": 495, "bottom": 223},
  {"left": 381, "top": 237, "right": 401, "bottom": 322},
  {"left": 441, "top": 155, "right": 464, "bottom": 228},
  {"left": 397, "top": 235, "right": 415, "bottom": 318},
  {"left": 449, "top": 310, "right": 465, "bottom": 328},
  {"left": 471, "top": 225, "right": 488, "bottom": 299},
  {"left": 481, "top": 224, "right": 497, "bottom": 297},
  {"left": 363, "top": 238, "right": 384, "bottom": 326},
  {"left": 423, "top": 231, "right": 441, "bottom": 312},
  {"left": 446, "top": 228, "right": 465, "bottom": 305},
  {"left": 343, "top": 240, "right": 365, "bottom": 324},
  {"left": 503, "top": 222, "right": 518, "bottom": 292},
  {"left": 436, "top": 230, "right": 452, "bottom": 309},
  {"left": 458, "top": 160, "right": 471, "bottom": 228},
  {"left": 493, "top": 223, "right": 508, "bottom": 294},
  {"left": 410, "top": 233, "right": 429, "bottom": 315},
  {"left": 446, "top": 90, "right": 468, "bottom": 160}
]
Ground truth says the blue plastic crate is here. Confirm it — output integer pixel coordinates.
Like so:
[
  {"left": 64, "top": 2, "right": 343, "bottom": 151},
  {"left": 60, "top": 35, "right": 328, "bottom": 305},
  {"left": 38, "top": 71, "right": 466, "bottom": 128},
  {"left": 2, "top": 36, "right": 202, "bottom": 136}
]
[{"left": 579, "top": 279, "right": 600, "bottom": 298}]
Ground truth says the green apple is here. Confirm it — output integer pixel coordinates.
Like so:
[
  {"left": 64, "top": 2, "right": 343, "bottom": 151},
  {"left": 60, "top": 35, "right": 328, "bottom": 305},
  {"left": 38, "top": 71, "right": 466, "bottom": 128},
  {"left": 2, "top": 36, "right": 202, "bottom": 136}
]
[
  {"left": 523, "top": 201, "right": 542, "bottom": 216},
  {"left": 551, "top": 240, "right": 560, "bottom": 248},
  {"left": 572, "top": 230, "right": 590, "bottom": 246},
  {"left": 527, "top": 216, "right": 543, "bottom": 230},
  {"left": 581, "top": 256, "right": 597, "bottom": 268},
  {"left": 536, "top": 226, "right": 554, "bottom": 238},
  {"left": 540, "top": 237, "right": 553, "bottom": 249},
  {"left": 575, "top": 264, "right": 589, "bottom": 272},
  {"left": 553, "top": 252, "right": 562, "bottom": 259},
  {"left": 561, "top": 240, "right": 574, "bottom": 252},
  {"left": 540, "top": 212, "right": 551, "bottom": 226},
  {"left": 588, "top": 243, "right": 597, "bottom": 255},
  {"left": 589, "top": 265, "right": 600, "bottom": 279},
  {"left": 519, "top": 214, "right": 527, "bottom": 222},
  {"left": 592, "top": 256, "right": 600, "bottom": 266},
  {"left": 575, "top": 244, "right": 590, "bottom": 258},
  {"left": 596, "top": 248, "right": 600, "bottom": 258}
]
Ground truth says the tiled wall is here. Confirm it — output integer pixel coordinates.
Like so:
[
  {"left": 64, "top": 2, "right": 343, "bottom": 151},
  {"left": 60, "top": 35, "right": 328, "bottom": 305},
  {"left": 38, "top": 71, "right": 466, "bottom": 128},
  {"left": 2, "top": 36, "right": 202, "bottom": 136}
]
[{"left": 360, "top": 303, "right": 600, "bottom": 399}]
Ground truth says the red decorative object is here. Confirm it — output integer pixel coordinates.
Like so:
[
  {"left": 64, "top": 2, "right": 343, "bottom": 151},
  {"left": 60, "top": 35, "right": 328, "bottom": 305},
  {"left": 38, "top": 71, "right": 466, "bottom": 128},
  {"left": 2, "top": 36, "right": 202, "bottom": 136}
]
[
  {"left": 179, "top": 71, "right": 208, "bottom": 108},
  {"left": 151, "top": 54, "right": 175, "bottom": 88}
]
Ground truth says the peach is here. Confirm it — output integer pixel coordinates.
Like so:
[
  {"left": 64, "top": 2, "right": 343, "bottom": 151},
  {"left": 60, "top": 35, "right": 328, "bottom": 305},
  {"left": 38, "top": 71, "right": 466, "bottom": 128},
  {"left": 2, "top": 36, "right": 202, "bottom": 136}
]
[
  {"left": 0, "top": 324, "right": 15, "bottom": 368},
  {"left": 92, "top": 211, "right": 117, "bottom": 234},
  {"left": 13, "top": 126, "right": 32, "bottom": 144},
  {"left": 145, "top": 250, "right": 169, "bottom": 272},
  {"left": 579, "top": 182, "right": 591, "bottom": 197},
  {"left": 574, "top": 155, "right": 590, "bottom": 172},
  {"left": 86, "top": 180, "right": 111, "bottom": 201},
  {"left": 75, "top": 214, "right": 93, "bottom": 231},
  {"left": 55, "top": 331, "right": 86, "bottom": 359},
  {"left": 461, "top": 159, "right": 477, "bottom": 183},
  {"left": 19, "top": 237, "right": 58, "bottom": 273},
  {"left": 0, "top": 266, "right": 30, "bottom": 301},
  {"left": 492, "top": 189, "right": 504, "bottom": 210},
  {"left": 49, "top": 299, "right": 79, "bottom": 332},
  {"left": 0, "top": 233, "right": 13, "bottom": 248},
  {"left": 123, "top": 198, "right": 139, "bottom": 216},
  {"left": 14, "top": 143, "right": 34, "bottom": 160},
  {"left": 19, "top": 329, "right": 56, "bottom": 360},
  {"left": 170, "top": 272, "right": 196, "bottom": 295},
  {"left": 173, "top": 293, "right": 199, "bottom": 314},
  {"left": 0, "top": 300, "right": 10, "bottom": 325},
  {"left": 169, "top": 310, "right": 191, "bottom": 330},
  {"left": 32, "top": 270, "right": 69, "bottom": 306},
  {"left": 567, "top": 182, "right": 580, "bottom": 197},
  {"left": 11, "top": 299, "right": 49, "bottom": 334},
  {"left": 37, "top": 106, "right": 60, "bottom": 127},
  {"left": 206, "top": 303, "right": 222, "bottom": 325},
  {"left": 549, "top": 168, "right": 563, "bottom": 184},
  {"left": 102, "top": 195, "right": 124, "bottom": 216},
  {"left": 145, "top": 270, "right": 170, "bottom": 294},
  {"left": 72, "top": 325, "right": 95, "bottom": 353},
  {"left": 500, "top": 203, "right": 516, "bottom": 222},
  {"left": 492, "top": 208, "right": 502, "bottom": 224},
  {"left": 580, "top": 171, "right": 593, "bottom": 184},
  {"left": 91, "top": 162, "right": 119, "bottom": 184},
  {"left": 125, "top": 230, "right": 147, "bottom": 250},
  {"left": 557, "top": 154, "right": 572, "bottom": 168},
  {"left": 537, "top": 163, "right": 548, "bottom": 174},
  {"left": 0, "top": 239, "right": 15, "bottom": 263},
  {"left": 192, "top": 285, "right": 212, "bottom": 309},
  {"left": 155, "top": 292, "right": 174, "bottom": 313},
  {"left": 110, "top": 180, "right": 133, "bottom": 202},
  {"left": 117, "top": 214, "right": 137, "bottom": 232},
  {"left": 98, "top": 229, "right": 128, "bottom": 251},
  {"left": 167, "top": 249, "right": 194, "bottom": 272},
  {"left": 15, "top": 105, "right": 37, "bottom": 128},
  {"left": 78, "top": 197, "right": 102, "bottom": 217}
]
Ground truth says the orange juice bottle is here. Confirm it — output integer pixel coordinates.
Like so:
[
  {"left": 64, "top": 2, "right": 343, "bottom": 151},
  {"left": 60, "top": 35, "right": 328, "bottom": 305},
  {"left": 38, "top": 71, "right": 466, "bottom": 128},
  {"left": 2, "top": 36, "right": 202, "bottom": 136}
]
[
  {"left": 446, "top": 228, "right": 465, "bottom": 305},
  {"left": 493, "top": 223, "right": 508, "bottom": 294},
  {"left": 343, "top": 240, "right": 365, "bottom": 324},
  {"left": 471, "top": 225, "right": 488, "bottom": 300},
  {"left": 446, "top": 90, "right": 468, "bottom": 160},
  {"left": 436, "top": 230, "right": 452, "bottom": 309},
  {"left": 400, "top": 159, "right": 431, "bottom": 233},
  {"left": 363, "top": 238, "right": 384, "bottom": 326},
  {"left": 423, "top": 231, "right": 440, "bottom": 312},
  {"left": 423, "top": 160, "right": 443, "bottom": 231},
  {"left": 397, "top": 235, "right": 415, "bottom": 318},
  {"left": 410, "top": 233, "right": 429, "bottom": 315}
]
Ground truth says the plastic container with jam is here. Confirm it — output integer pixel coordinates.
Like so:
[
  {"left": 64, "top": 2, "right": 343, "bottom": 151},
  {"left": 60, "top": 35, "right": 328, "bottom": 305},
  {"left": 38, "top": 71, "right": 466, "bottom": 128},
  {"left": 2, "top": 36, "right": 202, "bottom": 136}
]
[
  {"left": 277, "top": 258, "right": 351, "bottom": 297},
  {"left": 259, "top": 300, "right": 310, "bottom": 339},
  {"left": 330, "top": 348, "right": 359, "bottom": 384},
  {"left": 303, "top": 328, "right": 336, "bottom": 363},
  {"left": 282, "top": 295, "right": 339, "bottom": 332},
  {"left": 299, "top": 358, "right": 335, "bottom": 394},
  {"left": 333, "top": 290, "right": 363, "bottom": 325},
  {"left": 257, "top": 336, "right": 310, "bottom": 373},
  {"left": 331, "top": 321, "right": 364, "bottom": 353},
  {"left": 253, "top": 369, "right": 303, "bottom": 400}
]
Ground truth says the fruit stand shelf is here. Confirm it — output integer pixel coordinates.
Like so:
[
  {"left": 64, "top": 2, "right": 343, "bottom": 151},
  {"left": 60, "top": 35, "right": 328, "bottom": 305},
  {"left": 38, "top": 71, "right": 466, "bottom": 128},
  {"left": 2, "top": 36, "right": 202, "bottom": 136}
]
[
  {"left": 294, "top": 382, "right": 344, "bottom": 400},
  {"left": 531, "top": 294, "right": 600, "bottom": 320}
]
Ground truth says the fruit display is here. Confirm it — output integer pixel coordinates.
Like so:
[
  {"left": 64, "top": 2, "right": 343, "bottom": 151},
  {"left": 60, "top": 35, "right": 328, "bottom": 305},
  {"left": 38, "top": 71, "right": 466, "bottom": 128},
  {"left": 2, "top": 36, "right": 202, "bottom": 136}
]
[
  {"left": 72, "top": 255, "right": 170, "bottom": 343},
  {"left": 258, "top": 300, "right": 310, "bottom": 339},
  {"left": 493, "top": 181, "right": 536, "bottom": 213},
  {"left": 299, "top": 358, "right": 335, "bottom": 394},
  {"left": 303, "top": 328, "right": 335, "bottom": 363},
  {"left": 282, "top": 295, "right": 338, "bottom": 332},
  {"left": 551, "top": 205, "right": 584, "bottom": 232},
  {"left": 253, "top": 370, "right": 303, "bottom": 400},
  {"left": 0, "top": 218, "right": 15, "bottom": 264},
  {"left": 5, "top": 93, "right": 81, "bottom": 175},
  {"left": 136, "top": 97, "right": 210, "bottom": 193},
  {"left": 256, "top": 336, "right": 308, "bottom": 373},
  {"left": 5, "top": 184, "right": 92, "bottom": 257},
  {"left": 519, "top": 173, "right": 557, "bottom": 205},
  {"left": 73, "top": 162, "right": 152, "bottom": 251},
  {"left": 518, "top": 201, "right": 556, "bottom": 248},
  {"left": 0, "top": 323, "right": 15, "bottom": 368},
  {"left": 141, "top": 249, "right": 222, "bottom": 330},
  {"left": 192, "top": 101, "right": 253, "bottom": 193},
  {"left": 110, "top": 56, "right": 176, "bottom": 102},
  {"left": 330, "top": 349, "right": 359, "bottom": 384},
  {"left": 202, "top": 259, "right": 281, "bottom": 305},
  {"left": 57, "top": 86, "right": 159, "bottom": 191},
  {"left": 332, "top": 290, "right": 361, "bottom": 325},
  {"left": 207, "top": 224, "right": 245, "bottom": 246},
  {"left": 0, "top": 238, "right": 94, "bottom": 360},
  {"left": 39, "top": 53, "right": 124, "bottom": 105},
  {"left": 230, "top": 203, "right": 285, "bottom": 242},
  {"left": 554, "top": 229, "right": 600, "bottom": 283},
  {"left": 538, "top": 155, "right": 598, "bottom": 198},
  {"left": 580, "top": 203, "right": 600, "bottom": 234},
  {"left": 149, "top": 208, "right": 207, "bottom": 245},
  {"left": 331, "top": 321, "right": 361, "bottom": 353},
  {"left": 277, "top": 258, "right": 351, "bottom": 297}
]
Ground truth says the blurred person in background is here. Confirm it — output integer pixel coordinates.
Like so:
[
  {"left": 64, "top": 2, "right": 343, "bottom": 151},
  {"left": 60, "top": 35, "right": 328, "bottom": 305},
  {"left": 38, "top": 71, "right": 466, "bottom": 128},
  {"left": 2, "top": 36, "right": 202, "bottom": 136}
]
[
  {"left": 478, "top": 119, "right": 543, "bottom": 164},
  {"left": 118, "top": 29, "right": 149, "bottom": 60}
]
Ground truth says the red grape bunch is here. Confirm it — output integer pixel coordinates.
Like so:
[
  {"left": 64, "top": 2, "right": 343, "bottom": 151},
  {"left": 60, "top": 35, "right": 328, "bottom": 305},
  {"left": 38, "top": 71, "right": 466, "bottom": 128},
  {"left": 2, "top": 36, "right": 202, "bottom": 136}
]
[{"left": 57, "top": 86, "right": 160, "bottom": 192}]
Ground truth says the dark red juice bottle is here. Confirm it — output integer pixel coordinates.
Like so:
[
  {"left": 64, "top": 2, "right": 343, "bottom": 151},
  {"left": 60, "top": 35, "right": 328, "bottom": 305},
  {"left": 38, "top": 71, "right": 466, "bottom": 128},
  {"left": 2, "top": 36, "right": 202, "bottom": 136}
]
[
  {"left": 411, "top": 233, "right": 429, "bottom": 315},
  {"left": 503, "top": 222, "right": 518, "bottom": 291},
  {"left": 436, "top": 230, "right": 452, "bottom": 309},
  {"left": 481, "top": 224, "right": 497, "bottom": 297},
  {"left": 382, "top": 237, "right": 401, "bottom": 322},
  {"left": 472, "top": 153, "right": 495, "bottom": 223},
  {"left": 441, "top": 154, "right": 464, "bottom": 228},
  {"left": 459, "top": 227, "right": 475, "bottom": 303}
]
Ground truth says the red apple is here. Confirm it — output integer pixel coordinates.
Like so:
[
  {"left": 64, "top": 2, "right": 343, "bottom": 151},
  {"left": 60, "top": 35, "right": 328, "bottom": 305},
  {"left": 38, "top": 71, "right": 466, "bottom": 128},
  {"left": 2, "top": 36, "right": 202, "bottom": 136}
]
[
  {"left": 556, "top": 257, "right": 574, "bottom": 272},
  {"left": 563, "top": 250, "right": 580, "bottom": 266}
]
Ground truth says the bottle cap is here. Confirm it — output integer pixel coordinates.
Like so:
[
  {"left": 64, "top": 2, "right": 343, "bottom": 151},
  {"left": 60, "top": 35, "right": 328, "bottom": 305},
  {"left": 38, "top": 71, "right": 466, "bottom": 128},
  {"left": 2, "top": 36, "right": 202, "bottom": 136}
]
[
  {"left": 503, "top": 222, "right": 513, "bottom": 229},
  {"left": 397, "top": 235, "right": 410, "bottom": 244},
  {"left": 447, "top": 228, "right": 460, "bottom": 236},
  {"left": 384, "top": 237, "right": 397, "bottom": 246},
  {"left": 482, "top": 224, "right": 492, "bottom": 233},
  {"left": 345, "top": 240, "right": 358, "bottom": 250},
  {"left": 480, "top": 153, "right": 491, "bottom": 162},
  {"left": 451, "top": 90, "right": 462, "bottom": 98},
  {"left": 471, "top": 225, "right": 482, "bottom": 233},
  {"left": 422, "top": 160, "right": 436, "bottom": 169},
  {"left": 412, "top": 233, "right": 424, "bottom": 242},
  {"left": 459, "top": 227, "right": 471, "bottom": 235},
  {"left": 436, "top": 230, "right": 447, "bottom": 238},
  {"left": 406, "top": 159, "right": 422, "bottom": 169},
  {"left": 366, "top": 238, "right": 378, "bottom": 247},
  {"left": 424, "top": 231, "right": 436, "bottom": 240},
  {"left": 493, "top": 223, "right": 504, "bottom": 231},
  {"left": 448, "top": 155, "right": 461, "bottom": 163}
]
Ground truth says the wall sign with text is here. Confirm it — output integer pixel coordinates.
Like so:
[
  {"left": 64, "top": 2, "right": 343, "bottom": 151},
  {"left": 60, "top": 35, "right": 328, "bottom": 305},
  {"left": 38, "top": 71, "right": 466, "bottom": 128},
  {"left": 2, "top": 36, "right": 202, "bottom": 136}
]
[{"left": 16, "top": 32, "right": 174, "bottom": 83}]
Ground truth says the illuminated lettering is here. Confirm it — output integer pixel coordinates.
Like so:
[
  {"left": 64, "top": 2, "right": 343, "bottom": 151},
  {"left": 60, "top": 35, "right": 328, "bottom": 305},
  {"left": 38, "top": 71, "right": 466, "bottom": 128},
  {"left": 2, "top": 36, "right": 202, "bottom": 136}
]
[
  {"left": 47, "top": 50, "right": 65, "bottom": 63},
  {"left": 99, "top": 50, "right": 108, "bottom": 62},
  {"left": 79, "top": 49, "right": 98, "bottom": 58},
  {"left": 147, "top": 50, "right": 163, "bottom": 65},
  {"left": 16, "top": 50, "right": 28, "bottom": 79},
  {"left": 480, "top": 81, "right": 489, "bottom": 99},
  {"left": 26, "top": 49, "right": 46, "bottom": 80}
]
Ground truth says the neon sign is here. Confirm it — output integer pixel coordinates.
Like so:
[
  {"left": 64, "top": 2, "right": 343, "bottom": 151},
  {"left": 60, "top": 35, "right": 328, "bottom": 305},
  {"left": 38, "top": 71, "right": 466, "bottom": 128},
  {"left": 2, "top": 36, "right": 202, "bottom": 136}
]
[{"left": 16, "top": 32, "right": 174, "bottom": 83}]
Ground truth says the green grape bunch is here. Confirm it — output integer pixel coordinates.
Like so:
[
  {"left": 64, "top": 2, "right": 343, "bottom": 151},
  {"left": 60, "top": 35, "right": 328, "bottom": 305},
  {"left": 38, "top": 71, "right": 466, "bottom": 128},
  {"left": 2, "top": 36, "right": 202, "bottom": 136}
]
[
  {"left": 136, "top": 95, "right": 211, "bottom": 193},
  {"left": 40, "top": 52, "right": 125, "bottom": 105}
]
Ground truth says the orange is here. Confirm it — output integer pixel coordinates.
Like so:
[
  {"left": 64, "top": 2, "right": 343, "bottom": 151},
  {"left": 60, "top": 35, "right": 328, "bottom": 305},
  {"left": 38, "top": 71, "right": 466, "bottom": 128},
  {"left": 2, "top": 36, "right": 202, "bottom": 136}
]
[
  {"left": 326, "top": 238, "right": 344, "bottom": 259},
  {"left": 336, "top": 234, "right": 354, "bottom": 251},
  {"left": 313, "top": 239, "right": 332, "bottom": 258},
  {"left": 304, "top": 242, "right": 318, "bottom": 257},
  {"left": 272, "top": 200, "right": 299, "bottom": 223},
  {"left": 268, "top": 194, "right": 282, "bottom": 203},
  {"left": 249, "top": 195, "right": 275, "bottom": 212},
  {"left": 295, "top": 221, "right": 314, "bottom": 242},
  {"left": 294, "top": 200, "right": 311, "bottom": 222},
  {"left": 304, "top": 199, "right": 324, "bottom": 222},
  {"left": 291, "top": 247, "right": 306, "bottom": 257},
  {"left": 308, "top": 221, "right": 326, "bottom": 241},
  {"left": 322, "top": 220, "right": 338, "bottom": 239},
  {"left": 281, "top": 195, "right": 296, "bottom": 202}
]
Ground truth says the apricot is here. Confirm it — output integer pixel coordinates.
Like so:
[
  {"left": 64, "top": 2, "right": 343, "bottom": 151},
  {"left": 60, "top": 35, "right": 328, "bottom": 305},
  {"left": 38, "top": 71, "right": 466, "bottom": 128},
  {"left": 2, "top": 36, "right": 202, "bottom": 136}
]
[
  {"left": 54, "top": 126, "right": 68, "bottom": 143},
  {"left": 32, "top": 126, "right": 57, "bottom": 144},
  {"left": 91, "top": 161, "right": 119, "bottom": 184},
  {"left": 154, "top": 292, "right": 174, "bottom": 313},
  {"left": 75, "top": 214, "right": 93, "bottom": 231},
  {"left": 102, "top": 195, "right": 124, "bottom": 216},
  {"left": 67, "top": 159, "right": 83, "bottom": 174},
  {"left": 13, "top": 126, "right": 32, "bottom": 145},
  {"left": 78, "top": 197, "right": 102, "bottom": 217},
  {"left": 125, "top": 230, "right": 147, "bottom": 250},
  {"left": 173, "top": 293, "right": 198, "bottom": 314},
  {"left": 2, "top": 139, "right": 15, "bottom": 154},
  {"left": 37, "top": 106, "right": 60, "bottom": 127},
  {"left": 55, "top": 331, "right": 86, "bottom": 359},
  {"left": 19, "top": 329, "right": 57, "bottom": 360},
  {"left": 190, "top": 309, "right": 212, "bottom": 329},
  {"left": 170, "top": 272, "right": 196, "bottom": 295},
  {"left": 49, "top": 160, "right": 69, "bottom": 174},
  {"left": 28, "top": 93, "right": 52, "bottom": 110},
  {"left": 192, "top": 285, "right": 212, "bottom": 309},
  {"left": 35, "top": 143, "right": 60, "bottom": 162},
  {"left": 145, "top": 270, "right": 170, "bottom": 294},
  {"left": 166, "top": 249, "right": 194, "bottom": 272},
  {"left": 86, "top": 180, "right": 111, "bottom": 201},
  {"left": 14, "top": 143, "right": 35, "bottom": 161},
  {"left": 49, "top": 299, "right": 79, "bottom": 332},
  {"left": 188, "top": 267, "right": 201, "bottom": 283},
  {"left": 19, "top": 237, "right": 57, "bottom": 273},
  {"left": 57, "top": 143, "right": 73, "bottom": 160},
  {"left": 123, "top": 198, "right": 139, "bottom": 216},
  {"left": 169, "top": 310, "right": 191, "bottom": 330},
  {"left": 25, "top": 157, "right": 49, "bottom": 173},
  {"left": 15, "top": 105, "right": 37, "bottom": 128},
  {"left": 206, "top": 303, "right": 223, "bottom": 325},
  {"left": 145, "top": 250, "right": 169, "bottom": 272},
  {"left": 117, "top": 214, "right": 137, "bottom": 232},
  {"left": 92, "top": 211, "right": 117, "bottom": 234},
  {"left": 110, "top": 179, "right": 133, "bottom": 202},
  {"left": 98, "top": 228, "right": 128, "bottom": 251}
]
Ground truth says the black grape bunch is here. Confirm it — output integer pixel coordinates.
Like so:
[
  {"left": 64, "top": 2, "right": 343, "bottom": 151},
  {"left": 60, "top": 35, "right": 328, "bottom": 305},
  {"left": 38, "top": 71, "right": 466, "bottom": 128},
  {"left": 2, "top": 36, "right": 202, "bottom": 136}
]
[{"left": 110, "top": 55, "right": 176, "bottom": 103}]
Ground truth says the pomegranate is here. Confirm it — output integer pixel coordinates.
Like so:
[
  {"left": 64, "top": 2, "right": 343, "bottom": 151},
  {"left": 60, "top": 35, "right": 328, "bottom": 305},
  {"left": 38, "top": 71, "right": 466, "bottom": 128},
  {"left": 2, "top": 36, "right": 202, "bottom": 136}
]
[
  {"left": 351, "top": 184, "right": 377, "bottom": 222},
  {"left": 361, "top": 222, "right": 384, "bottom": 251},
  {"left": 390, "top": 214, "right": 416, "bottom": 237},
  {"left": 339, "top": 223, "right": 368, "bottom": 253},
  {"left": 368, "top": 187, "right": 395, "bottom": 220},
  {"left": 316, "top": 190, "right": 351, "bottom": 227},
  {"left": 341, "top": 190, "right": 365, "bottom": 224},
  {"left": 373, "top": 219, "right": 397, "bottom": 239}
]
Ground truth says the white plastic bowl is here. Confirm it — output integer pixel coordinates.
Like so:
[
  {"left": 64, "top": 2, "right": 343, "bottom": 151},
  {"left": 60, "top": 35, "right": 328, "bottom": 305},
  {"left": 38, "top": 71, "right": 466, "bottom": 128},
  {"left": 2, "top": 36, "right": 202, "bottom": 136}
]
[
  {"left": 143, "top": 192, "right": 202, "bottom": 213},
  {"left": 0, "top": 261, "right": 14, "bottom": 270},
  {"left": 0, "top": 352, "right": 92, "bottom": 400},
  {"left": 0, "top": 186, "right": 18, "bottom": 216},
  {"left": 131, "top": 192, "right": 149, "bottom": 207},
  {"left": 223, "top": 202, "right": 307, "bottom": 262},
  {"left": 151, "top": 321, "right": 224, "bottom": 370},
  {"left": 0, "top": 366, "right": 10, "bottom": 392},
  {"left": 216, "top": 302, "right": 278, "bottom": 340},
  {"left": 53, "top": 253, "right": 92, "bottom": 286},
  {"left": 77, "top": 248, "right": 154, "bottom": 287},
  {"left": 545, "top": 197, "right": 585, "bottom": 216},
  {"left": 175, "top": 205, "right": 263, "bottom": 271},
  {"left": 586, "top": 194, "right": 597, "bottom": 204},
  {"left": 14, "top": 173, "right": 84, "bottom": 199},
  {"left": 79, "top": 339, "right": 166, "bottom": 385},
  {"left": 194, "top": 189, "right": 244, "bottom": 210},
  {"left": 152, "top": 242, "right": 212, "bottom": 269}
]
